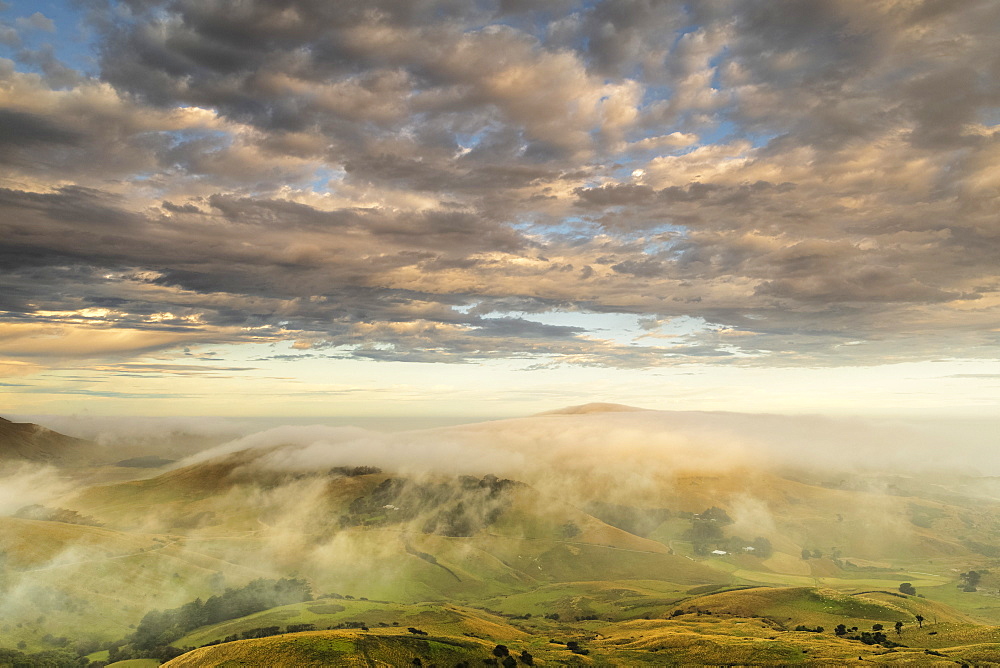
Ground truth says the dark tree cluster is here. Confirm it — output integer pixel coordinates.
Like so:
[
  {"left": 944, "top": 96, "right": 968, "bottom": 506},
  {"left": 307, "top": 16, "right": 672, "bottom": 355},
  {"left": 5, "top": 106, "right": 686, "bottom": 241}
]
[
  {"left": 341, "top": 475, "right": 518, "bottom": 537},
  {"left": 107, "top": 578, "right": 312, "bottom": 662},
  {"left": 286, "top": 623, "right": 317, "bottom": 633},
  {"left": 698, "top": 507, "right": 733, "bottom": 523},
  {"left": 681, "top": 507, "right": 771, "bottom": 557},
  {"left": 834, "top": 622, "right": 909, "bottom": 648},
  {"left": 560, "top": 521, "right": 581, "bottom": 539},
  {"left": 340, "top": 475, "right": 520, "bottom": 537},
  {"left": 329, "top": 466, "right": 382, "bottom": 477},
  {"left": 685, "top": 507, "right": 730, "bottom": 554},
  {"left": 959, "top": 570, "right": 983, "bottom": 592},
  {"left": 0, "top": 648, "right": 89, "bottom": 668},
  {"left": 238, "top": 626, "right": 281, "bottom": 640}
]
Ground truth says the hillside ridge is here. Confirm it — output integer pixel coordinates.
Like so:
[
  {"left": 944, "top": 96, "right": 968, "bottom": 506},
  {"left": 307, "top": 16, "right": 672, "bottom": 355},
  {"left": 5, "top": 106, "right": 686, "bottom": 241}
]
[{"left": 0, "top": 415, "right": 104, "bottom": 466}]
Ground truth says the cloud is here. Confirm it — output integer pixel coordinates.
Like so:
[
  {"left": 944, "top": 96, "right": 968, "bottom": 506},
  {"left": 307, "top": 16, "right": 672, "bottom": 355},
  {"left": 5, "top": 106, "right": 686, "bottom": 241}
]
[
  {"left": 0, "top": 108, "right": 80, "bottom": 148},
  {"left": 180, "top": 409, "right": 1000, "bottom": 504},
  {"left": 0, "top": 0, "right": 998, "bottom": 376},
  {"left": 0, "top": 322, "right": 200, "bottom": 359},
  {"left": 0, "top": 462, "right": 73, "bottom": 514},
  {"left": 14, "top": 12, "right": 55, "bottom": 33}
]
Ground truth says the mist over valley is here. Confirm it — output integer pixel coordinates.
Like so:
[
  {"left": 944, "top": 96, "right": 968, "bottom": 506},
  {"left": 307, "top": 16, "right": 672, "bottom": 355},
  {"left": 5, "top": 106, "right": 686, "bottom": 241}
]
[
  {"left": 2, "top": 406, "right": 1000, "bottom": 665},
  {"left": 3, "top": 0, "right": 1000, "bottom": 663}
]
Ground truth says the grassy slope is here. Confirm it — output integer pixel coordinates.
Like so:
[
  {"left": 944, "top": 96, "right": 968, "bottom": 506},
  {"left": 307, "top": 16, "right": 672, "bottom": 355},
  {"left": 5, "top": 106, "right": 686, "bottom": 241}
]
[
  {"left": 647, "top": 470, "right": 985, "bottom": 564},
  {"left": 64, "top": 454, "right": 1000, "bottom": 577},
  {"left": 172, "top": 598, "right": 528, "bottom": 649},
  {"left": 672, "top": 586, "right": 972, "bottom": 628},
  {"left": 62, "top": 461, "right": 725, "bottom": 602},
  {"left": 0, "top": 516, "right": 159, "bottom": 568},
  {"left": 12, "top": 442, "right": 1000, "bottom": 657},
  {"left": 0, "top": 516, "right": 270, "bottom": 651},
  {"left": 165, "top": 630, "right": 500, "bottom": 668},
  {"left": 0, "top": 417, "right": 103, "bottom": 466},
  {"left": 162, "top": 594, "right": 1000, "bottom": 668}
]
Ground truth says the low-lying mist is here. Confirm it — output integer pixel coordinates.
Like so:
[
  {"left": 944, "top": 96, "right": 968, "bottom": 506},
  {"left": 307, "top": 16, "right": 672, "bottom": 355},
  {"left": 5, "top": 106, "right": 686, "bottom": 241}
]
[
  {"left": 0, "top": 462, "right": 74, "bottom": 515},
  {"left": 4, "top": 404, "right": 1000, "bottom": 655},
  {"left": 180, "top": 407, "right": 1000, "bottom": 490}
]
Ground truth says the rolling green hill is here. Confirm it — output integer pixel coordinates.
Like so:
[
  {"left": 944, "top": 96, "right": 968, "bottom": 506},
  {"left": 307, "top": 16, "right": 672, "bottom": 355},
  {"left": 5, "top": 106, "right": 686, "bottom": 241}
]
[
  {"left": 5, "top": 410, "right": 1000, "bottom": 663},
  {"left": 158, "top": 588, "right": 1000, "bottom": 667}
]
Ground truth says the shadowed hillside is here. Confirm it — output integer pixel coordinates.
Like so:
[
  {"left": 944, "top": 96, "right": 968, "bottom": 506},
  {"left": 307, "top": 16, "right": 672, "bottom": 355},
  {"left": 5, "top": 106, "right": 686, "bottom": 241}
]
[{"left": 0, "top": 416, "right": 105, "bottom": 466}]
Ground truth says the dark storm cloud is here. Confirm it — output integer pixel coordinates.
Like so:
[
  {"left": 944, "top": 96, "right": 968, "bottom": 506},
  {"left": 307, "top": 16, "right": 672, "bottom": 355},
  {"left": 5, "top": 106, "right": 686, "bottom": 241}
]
[
  {"left": 0, "top": 187, "right": 140, "bottom": 273},
  {"left": 1, "top": 0, "right": 999, "bottom": 369},
  {"left": 471, "top": 317, "right": 584, "bottom": 340},
  {"left": 0, "top": 108, "right": 80, "bottom": 147}
]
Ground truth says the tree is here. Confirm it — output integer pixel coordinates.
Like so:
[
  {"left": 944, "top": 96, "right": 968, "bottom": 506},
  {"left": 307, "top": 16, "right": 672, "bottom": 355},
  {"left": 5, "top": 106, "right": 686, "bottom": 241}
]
[
  {"left": 560, "top": 522, "right": 581, "bottom": 539},
  {"left": 751, "top": 536, "right": 774, "bottom": 558},
  {"left": 871, "top": 623, "right": 883, "bottom": 632},
  {"left": 699, "top": 506, "right": 733, "bottom": 524},
  {"left": 686, "top": 519, "right": 724, "bottom": 542},
  {"left": 895, "top": 621, "right": 903, "bottom": 635},
  {"left": 915, "top": 614, "right": 924, "bottom": 628},
  {"left": 801, "top": 548, "right": 811, "bottom": 560},
  {"left": 835, "top": 624, "right": 847, "bottom": 636},
  {"left": 960, "top": 570, "right": 981, "bottom": 592},
  {"left": 899, "top": 582, "right": 916, "bottom": 595},
  {"left": 519, "top": 649, "right": 534, "bottom": 665},
  {"left": 493, "top": 644, "right": 510, "bottom": 657}
]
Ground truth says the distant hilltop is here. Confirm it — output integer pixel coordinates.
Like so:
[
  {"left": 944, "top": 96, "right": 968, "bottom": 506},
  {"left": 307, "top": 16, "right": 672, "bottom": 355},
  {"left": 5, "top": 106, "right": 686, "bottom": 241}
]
[
  {"left": 0, "top": 416, "right": 103, "bottom": 466},
  {"left": 535, "top": 402, "right": 649, "bottom": 416}
]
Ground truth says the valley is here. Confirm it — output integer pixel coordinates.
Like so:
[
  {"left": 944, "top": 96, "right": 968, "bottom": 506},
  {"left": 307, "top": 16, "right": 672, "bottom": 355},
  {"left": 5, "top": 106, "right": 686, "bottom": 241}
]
[{"left": 2, "top": 407, "right": 1000, "bottom": 665}]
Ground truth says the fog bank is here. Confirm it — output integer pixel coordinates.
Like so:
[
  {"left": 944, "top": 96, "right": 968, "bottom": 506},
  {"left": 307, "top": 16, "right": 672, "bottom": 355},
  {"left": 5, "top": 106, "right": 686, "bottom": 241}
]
[{"left": 183, "top": 407, "right": 1000, "bottom": 484}]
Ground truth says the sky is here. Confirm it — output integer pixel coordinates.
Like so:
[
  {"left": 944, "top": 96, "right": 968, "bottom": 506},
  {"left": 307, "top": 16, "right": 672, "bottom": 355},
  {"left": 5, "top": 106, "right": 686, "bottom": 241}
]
[{"left": 1, "top": 0, "right": 999, "bottom": 419}]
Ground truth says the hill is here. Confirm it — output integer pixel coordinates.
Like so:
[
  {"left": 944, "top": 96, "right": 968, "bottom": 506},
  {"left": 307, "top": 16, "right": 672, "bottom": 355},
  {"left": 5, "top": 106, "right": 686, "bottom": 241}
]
[
  {"left": 535, "top": 402, "right": 649, "bottom": 415},
  {"left": 6, "top": 408, "right": 1000, "bottom": 659},
  {"left": 0, "top": 515, "right": 269, "bottom": 649},
  {"left": 0, "top": 416, "right": 105, "bottom": 466},
  {"left": 60, "top": 456, "right": 723, "bottom": 602},
  {"left": 157, "top": 588, "right": 1000, "bottom": 666},
  {"left": 673, "top": 585, "right": 972, "bottom": 628}
]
